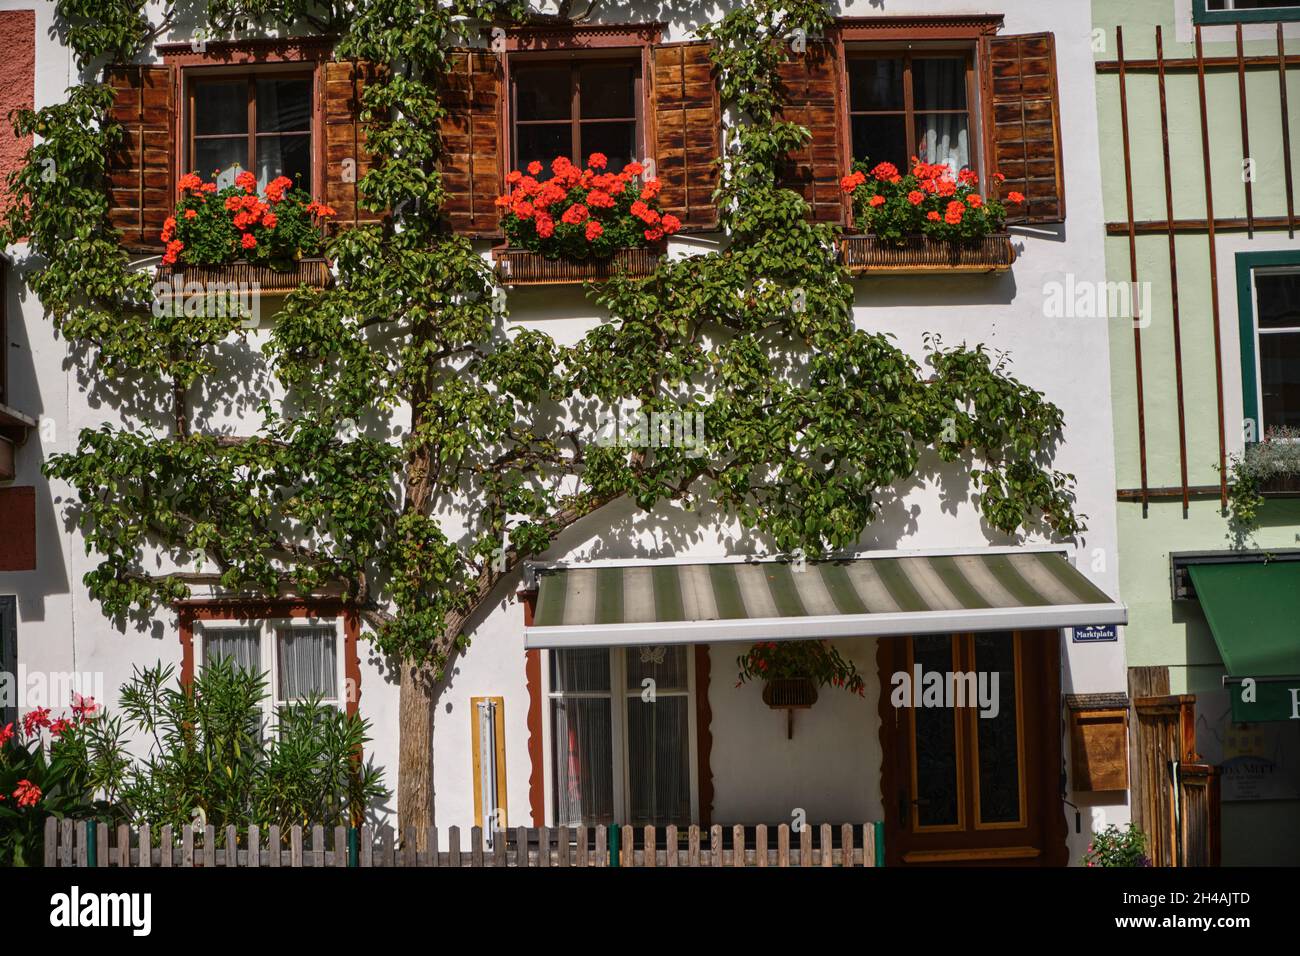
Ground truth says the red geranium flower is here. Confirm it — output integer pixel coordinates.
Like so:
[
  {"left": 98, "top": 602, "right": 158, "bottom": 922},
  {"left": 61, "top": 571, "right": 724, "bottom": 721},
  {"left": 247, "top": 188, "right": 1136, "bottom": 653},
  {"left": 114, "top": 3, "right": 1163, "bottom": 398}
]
[
  {"left": 871, "top": 161, "right": 899, "bottom": 181},
  {"left": 527, "top": 160, "right": 543, "bottom": 175},
  {"left": 560, "top": 204, "right": 590, "bottom": 225},
  {"left": 241, "top": 232, "right": 258, "bottom": 250},
  {"left": 585, "top": 220, "right": 604, "bottom": 241},
  {"left": 907, "top": 190, "right": 924, "bottom": 205},
  {"left": 1006, "top": 191, "right": 1025, "bottom": 203},
  {"left": 868, "top": 195, "right": 885, "bottom": 207},
  {"left": 587, "top": 152, "right": 608, "bottom": 170}
]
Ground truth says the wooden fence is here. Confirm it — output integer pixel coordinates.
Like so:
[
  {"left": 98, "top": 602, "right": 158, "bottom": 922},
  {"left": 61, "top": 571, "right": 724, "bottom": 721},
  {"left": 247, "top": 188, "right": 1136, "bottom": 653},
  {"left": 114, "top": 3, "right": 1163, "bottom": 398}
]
[{"left": 44, "top": 817, "right": 884, "bottom": 868}]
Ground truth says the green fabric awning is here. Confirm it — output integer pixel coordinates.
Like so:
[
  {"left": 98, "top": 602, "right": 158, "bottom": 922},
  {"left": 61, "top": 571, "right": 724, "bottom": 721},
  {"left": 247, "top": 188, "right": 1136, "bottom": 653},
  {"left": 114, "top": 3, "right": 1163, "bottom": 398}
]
[
  {"left": 525, "top": 549, "right": 1125, "bottom": 649},
  {"left": 1187, "top": 562, "right": 1300, "bottom": 722},
  {"left": 1187, "top": 562, "right": 1300, "bottom": 677}
]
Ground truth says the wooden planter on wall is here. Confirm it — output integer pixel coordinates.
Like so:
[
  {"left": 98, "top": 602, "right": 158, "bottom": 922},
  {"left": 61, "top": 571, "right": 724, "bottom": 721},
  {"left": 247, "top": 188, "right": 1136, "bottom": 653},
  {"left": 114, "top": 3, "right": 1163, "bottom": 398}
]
[
  {"left": 154, "top": 257, "right": 333, "bottom": 294},
  {"left": 841, "top": 233, "right": 1016, "bottom": 275},
  {"left": 762, "top": 677, "right": 818, "bottom": 739},
  {"left": 494, "top": 246, "right": 661, "bottom": 286}
]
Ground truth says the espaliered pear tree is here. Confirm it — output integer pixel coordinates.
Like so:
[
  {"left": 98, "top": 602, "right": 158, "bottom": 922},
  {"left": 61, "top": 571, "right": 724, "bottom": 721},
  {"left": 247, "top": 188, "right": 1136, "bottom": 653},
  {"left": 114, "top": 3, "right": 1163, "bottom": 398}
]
[{"left": 9, "top": 0, "right": 1082, "bottom": 835}]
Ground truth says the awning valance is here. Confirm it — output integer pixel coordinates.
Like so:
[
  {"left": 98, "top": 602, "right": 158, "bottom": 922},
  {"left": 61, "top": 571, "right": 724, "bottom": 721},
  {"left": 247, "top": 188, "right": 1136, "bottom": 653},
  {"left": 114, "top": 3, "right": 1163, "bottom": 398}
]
[{"left": 525, "top": 549, "right": 1125, "bottom": 649}]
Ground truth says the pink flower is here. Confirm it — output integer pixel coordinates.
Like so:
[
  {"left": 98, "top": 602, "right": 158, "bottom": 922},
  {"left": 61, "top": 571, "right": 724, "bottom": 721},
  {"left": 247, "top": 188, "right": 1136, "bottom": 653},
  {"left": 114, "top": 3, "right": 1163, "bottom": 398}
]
[{"left": 71, "top": 693, "right": 97, "bottom": 718}]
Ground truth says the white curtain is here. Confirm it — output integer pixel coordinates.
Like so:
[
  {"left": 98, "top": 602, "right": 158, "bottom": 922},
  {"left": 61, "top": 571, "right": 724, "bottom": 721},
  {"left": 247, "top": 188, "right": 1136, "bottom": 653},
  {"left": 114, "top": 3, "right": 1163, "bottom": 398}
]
[
  {"left": 203, "top": 627, "right": 260, "bottom": 673},
  {"left": 276, "top": 626, "right": 337, "bottom": 701},
  {"left": 916, "top": 116, "right": 970, "bottom": 179},
  {"left": 625, "top": 645, "right": 691, "bottom": 827},
  {"left": 550, "top": 648, "right": 614, "bottom": 827}
]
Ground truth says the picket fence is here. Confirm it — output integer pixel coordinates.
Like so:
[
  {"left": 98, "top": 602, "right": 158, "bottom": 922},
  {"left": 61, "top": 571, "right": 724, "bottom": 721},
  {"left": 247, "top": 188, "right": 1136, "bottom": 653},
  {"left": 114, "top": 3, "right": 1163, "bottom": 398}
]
[{"left": 44, "top": 817, "right": 884, "bottom": 868}]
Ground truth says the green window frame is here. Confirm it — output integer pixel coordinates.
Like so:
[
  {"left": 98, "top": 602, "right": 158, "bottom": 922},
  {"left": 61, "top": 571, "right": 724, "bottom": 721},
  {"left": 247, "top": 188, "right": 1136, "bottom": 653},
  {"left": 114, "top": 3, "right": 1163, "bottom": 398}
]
[
  {"left": 1193, "top": 0, "right": 1300, "bottom": 25},
  {"left": 0, "top": 596, "right": 15, "bottom": 730},
  {"left": 1235, "top": 248, "right": 1300, "bottom": 438}
]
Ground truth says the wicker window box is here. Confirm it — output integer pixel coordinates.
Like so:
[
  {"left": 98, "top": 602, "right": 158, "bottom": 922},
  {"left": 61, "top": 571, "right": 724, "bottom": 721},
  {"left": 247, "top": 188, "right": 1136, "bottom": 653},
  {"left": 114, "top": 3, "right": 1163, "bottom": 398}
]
[
  {"left": 1258, "top": 473, "right": 1300, "bottom": 497},
  {"left": 153, "top": 257, "right": 334, "bottom": 294},
  {"left": 493, "top": 246, "right": 661, "bottom": 286},
  {"left": 840, "top": 233, "right": 1016, "bottom": 275}
]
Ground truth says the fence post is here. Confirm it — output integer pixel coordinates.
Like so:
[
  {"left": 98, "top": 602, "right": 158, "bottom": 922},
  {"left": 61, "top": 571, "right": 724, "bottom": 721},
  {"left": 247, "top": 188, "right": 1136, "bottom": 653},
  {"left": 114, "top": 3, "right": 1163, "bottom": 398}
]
[
  {"left": 874, "top": 821, "right": 885, "bottom": 867},
  {"left": 85, "top": 820, "right": 97, "bottom": 868},
  {"left": 348, "top": 827, "right": 359, "bottom": 868},
  {"left": 608, "top": 822, "right": 620, "bottom": 868}
]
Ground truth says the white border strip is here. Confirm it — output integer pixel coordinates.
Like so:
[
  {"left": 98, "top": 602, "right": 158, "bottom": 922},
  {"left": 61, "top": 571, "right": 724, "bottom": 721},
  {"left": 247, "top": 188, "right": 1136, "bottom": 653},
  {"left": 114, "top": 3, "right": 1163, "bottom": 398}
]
[{"left": 524, "top": 602, "right": 1128, "bottom": 649}]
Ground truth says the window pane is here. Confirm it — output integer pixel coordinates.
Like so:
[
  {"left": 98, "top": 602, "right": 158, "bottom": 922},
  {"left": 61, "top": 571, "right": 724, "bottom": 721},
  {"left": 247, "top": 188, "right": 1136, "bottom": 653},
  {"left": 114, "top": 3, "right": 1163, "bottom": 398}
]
[
  {"left": 1260, "top": 330, "right": 1300, "bottom": 429},
  {"left": 579, "top": 63, "right": 636, "bottom": 118},
  {"left": 625, "top": 645, "right": 688, "bottom": 692},
  {"left": 973, "top": 633, "right": 1022, "bottom": 825},
  {"left": 193, "top": 80, "right": 247, "bottom": 135},
  {"left": 912, "top": 635, "right": 960, "bottom": 828},
  {"left": 195, "top": 137, "right": 246, "bottom": 188},
  {"left": 515, "top": 123, "right": 572, "bottom": 168},
  {"left": 551, "top": 698, "right": 614, "bottom": 826},
  {"left": 913, "top": 57, "right": 968, "bottom": 111},
  {"left": 851, "top": 115, "right": 907, "bottom": 168},
  {"left": 515, "top": 67, "right": 571, "bottom": 121},
  {"left": 256, "top": 77, "right": 311, "bottom": 132},
  {"left": 1255, "top": 273, "right": 1300, "bottom": 330},
  {"left": 580, "top": 121, "right": 636, "bottom": 173},
  {"left": 203, "top": 627, "right": 261, "bottom": 673},
  {"left": 849, "top": 58, "right": 904, "bottom": 111},
  {"left": 276, "top": 626, "right": 337, "bottom": 700},
  {"left": 915, "top": 114, "right": 970, "bottom": 177},
  {"left": 550, "top": 648, "right": 610, "bottom": 693},
  {"left": 256, "top": 136, "right": 311, "bottom": 191},
  {"left": 626, "top": 695, "right": 690, "bottom": 826}
]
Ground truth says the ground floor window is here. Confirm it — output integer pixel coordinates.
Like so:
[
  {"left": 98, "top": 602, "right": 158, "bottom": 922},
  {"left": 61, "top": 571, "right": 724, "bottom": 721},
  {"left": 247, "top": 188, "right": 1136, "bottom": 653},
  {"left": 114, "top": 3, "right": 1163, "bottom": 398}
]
[
  {"left": 194, "top": 616, "right": 344, "bottom": 728},
  {"left": 548, "top": 644, "right": 697, "bottom": 828}
]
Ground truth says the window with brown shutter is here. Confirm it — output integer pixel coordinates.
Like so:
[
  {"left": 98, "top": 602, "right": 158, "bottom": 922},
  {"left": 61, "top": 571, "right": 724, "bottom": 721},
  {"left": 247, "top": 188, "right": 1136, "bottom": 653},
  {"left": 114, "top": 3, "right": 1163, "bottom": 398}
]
[
  {"left": 980, "top": 33, "right": 1065, "bottom": 224},
  {"left": 105, "top": 65, "right": 173, "bottom": 250},
  {"left": 651, "top": 41, "right": 721, "bottom": 232},
  {"left": 440, "top": 49, "right": 504, "bottom": 238},
  {"left": 778, "top": 40, "right": 845, "bottom": 224},
  {"left": 323, "top": 59, "right": 387, "bottom": 231}
]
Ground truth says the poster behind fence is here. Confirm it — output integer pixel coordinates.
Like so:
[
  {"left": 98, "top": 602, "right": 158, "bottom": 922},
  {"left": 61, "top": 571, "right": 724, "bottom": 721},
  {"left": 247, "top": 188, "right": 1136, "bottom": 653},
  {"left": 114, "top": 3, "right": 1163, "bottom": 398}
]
[{"left": 1196, "top": 689, "right": 1300, "bottom": 801}]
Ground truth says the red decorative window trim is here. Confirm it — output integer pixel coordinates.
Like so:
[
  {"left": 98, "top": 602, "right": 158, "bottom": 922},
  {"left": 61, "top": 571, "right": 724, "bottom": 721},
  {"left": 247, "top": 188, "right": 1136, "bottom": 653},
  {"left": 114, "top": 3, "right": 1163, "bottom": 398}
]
[
  {"left": 156, "top": 36, "right": 337, "bottom": 66},
  {"left": 176, "top": 598, "right": 361, "bottom": 717},
  {"left": 838, "top": 14, "right": 1004, "bottom": 41},
  {"left": 505, "top": 23, "right": 663, "bottom": 51}
]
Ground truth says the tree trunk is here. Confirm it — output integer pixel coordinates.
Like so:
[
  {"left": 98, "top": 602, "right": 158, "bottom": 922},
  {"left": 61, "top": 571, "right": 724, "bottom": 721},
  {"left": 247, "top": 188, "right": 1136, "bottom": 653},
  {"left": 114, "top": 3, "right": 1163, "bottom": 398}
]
[{"left": 397, "top": 657, "right": 435, "bottom": 842}]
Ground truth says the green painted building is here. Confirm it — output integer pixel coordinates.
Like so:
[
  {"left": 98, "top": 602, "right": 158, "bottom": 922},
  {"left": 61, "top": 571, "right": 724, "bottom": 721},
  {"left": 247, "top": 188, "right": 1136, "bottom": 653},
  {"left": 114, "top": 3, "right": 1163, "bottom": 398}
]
[{"left": 1093, "top": 0, "right": 1300, "bottom": 865}]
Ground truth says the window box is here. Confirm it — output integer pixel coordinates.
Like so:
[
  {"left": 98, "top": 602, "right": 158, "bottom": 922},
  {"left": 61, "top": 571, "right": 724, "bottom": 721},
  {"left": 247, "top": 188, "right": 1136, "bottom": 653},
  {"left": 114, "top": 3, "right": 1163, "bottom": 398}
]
[
  {"left": 840, "top": 232, "right": 1015, "bottom": 275},
  {"left": 154, "top": 256, "right": 333, "bottom": 295},
  {"left": 494, "top": 245, "right": 660, "bottom": 286},
  {"left": 1257, "top": 472, "right": 1300, "bottom": 497}
]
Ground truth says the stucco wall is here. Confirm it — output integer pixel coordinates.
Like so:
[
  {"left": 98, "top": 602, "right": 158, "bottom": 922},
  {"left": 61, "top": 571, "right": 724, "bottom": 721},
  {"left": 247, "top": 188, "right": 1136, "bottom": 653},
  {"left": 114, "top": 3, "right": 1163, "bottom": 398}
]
[{"left": 1, "top": 0, "right": 1125, "bottom": 864}]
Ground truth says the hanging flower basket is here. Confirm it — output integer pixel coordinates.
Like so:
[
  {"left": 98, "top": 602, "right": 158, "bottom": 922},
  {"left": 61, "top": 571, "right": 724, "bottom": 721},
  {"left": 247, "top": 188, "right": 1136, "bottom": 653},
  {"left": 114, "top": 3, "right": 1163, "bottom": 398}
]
[{"left": 761, "top": 677, "right": 819, "bottom": 709}]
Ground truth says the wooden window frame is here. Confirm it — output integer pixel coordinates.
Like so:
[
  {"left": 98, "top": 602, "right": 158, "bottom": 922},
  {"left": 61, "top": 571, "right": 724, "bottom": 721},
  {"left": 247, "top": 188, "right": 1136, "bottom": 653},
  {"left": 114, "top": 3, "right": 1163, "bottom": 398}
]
[
  {"left": 1194, "top": 0, "right": 1300, "bottom": 25},
  {"left": 542, "top": 645, "right": 700, "bottom": 829},
  {"left": 177, "top": 599, "right": 361, "bottom": 719},
  {"left": 1236, "top": 249, "right": 1300, "bottom": 438},
  {"left": 507, "top": 54, "right": 645, "bottom": 172},
  {"left": 470, "top": 695, "right": 509, "bottom": 831},
  {"left": 186, "top": 70, "right": 316, "bottom": 194},
  {"left": 159, "top": 39, "right": 334, "bottom": 201},
  {"left": 843, "top": 46, "right": 981, "bottom": 181}
]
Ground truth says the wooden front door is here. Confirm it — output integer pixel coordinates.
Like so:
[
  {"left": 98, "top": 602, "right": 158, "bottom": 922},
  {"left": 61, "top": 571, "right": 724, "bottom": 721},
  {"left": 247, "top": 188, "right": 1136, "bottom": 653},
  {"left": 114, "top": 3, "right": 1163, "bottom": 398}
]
[{"left": 878, "top": 630, "right": 1067, "bottom": 866}]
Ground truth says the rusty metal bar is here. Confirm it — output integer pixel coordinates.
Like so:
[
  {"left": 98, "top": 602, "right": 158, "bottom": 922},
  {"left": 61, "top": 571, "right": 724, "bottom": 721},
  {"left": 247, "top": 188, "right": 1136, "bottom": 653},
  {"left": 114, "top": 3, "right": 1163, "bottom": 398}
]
[
  {"left": 1157, "top": 26, "right": 1191, "bottom": 518},
  {"left": 1196, "top": 25, "right": 1229, "bottom": 508},
  {"left": 1096, "top": 52, "right": 1300, "bottom": 72},
  {"left": 1117, "top": 485, "right": 1226, "bottom": 502},
  {"left": 1281, "top": 23, "right": 1296, "bottom": 238},
  {"left": 1117, "top": 26, "right": 1149, "bottom": 516},
  {"left": 1237, "top": 24, "right": 1255, "bottom": 238},
  {"left": 1106, "top": 214, "right": 1300, "bottom": 234}
]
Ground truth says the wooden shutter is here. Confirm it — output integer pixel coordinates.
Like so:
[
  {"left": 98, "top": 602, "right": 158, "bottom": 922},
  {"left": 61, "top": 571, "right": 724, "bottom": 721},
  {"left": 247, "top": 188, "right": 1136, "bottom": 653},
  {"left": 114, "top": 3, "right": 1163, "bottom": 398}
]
[
  {"left": 776, "top": 40, "right": 845, "bottom": 224},
  {"left": 981, "top": 32, "right": 1065, "bottom": 224},
  {"left": 440, "top": 49, "right": 503, "bottom": 238},
  {"left": 652, "top": 42, "right": 721, "bottom": 232},
  {"left": 323, "top": 59, "right": 387, "bottom": 231},
  {"left": 105, "top": 65, "right": 172, "bottom": 250}
]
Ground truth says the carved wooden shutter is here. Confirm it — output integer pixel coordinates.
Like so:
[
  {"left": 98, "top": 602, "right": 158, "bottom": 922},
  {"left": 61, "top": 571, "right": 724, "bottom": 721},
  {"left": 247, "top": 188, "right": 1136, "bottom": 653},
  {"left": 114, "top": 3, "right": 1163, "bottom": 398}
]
[
  {"left": 105, "top": 65, "right": 172, "bottom": 250},
  {"left": 777, "top": 40, "right": 845, "bottom": 224},
  {"left": 981, "top": 33, "right": 1065, "bottom": 224},
  {"left": 323, "top": 59, "right": 387, "bottom": 231},
  {"left": 651, "top": 41, "right": 721, "bottom": 232},
  {"left": 440, "top": 49, "right": 504, "bottom": 238}
]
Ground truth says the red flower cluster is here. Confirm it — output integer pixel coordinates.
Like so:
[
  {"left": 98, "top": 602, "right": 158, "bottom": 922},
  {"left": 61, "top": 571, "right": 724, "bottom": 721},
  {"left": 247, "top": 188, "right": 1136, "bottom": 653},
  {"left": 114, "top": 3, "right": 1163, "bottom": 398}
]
[
  {"left": 497, "top": 154, "right": 679, "bottom": 259},
  {"left": 162, "top": 172, "right": 333, "bottom": 267},
  {"left": 13, "top": 779, "right": 41, "bottom": 808}
]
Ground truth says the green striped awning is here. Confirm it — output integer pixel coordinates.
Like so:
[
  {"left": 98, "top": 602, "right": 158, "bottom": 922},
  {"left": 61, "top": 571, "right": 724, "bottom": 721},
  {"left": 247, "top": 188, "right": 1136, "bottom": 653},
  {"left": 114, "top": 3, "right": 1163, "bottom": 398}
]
[{"left": 525, "top": 549, "right": 1125, "bottom": 649}]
